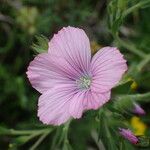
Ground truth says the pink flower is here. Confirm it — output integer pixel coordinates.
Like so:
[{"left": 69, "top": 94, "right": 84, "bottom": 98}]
[
  {"left": 119, "top": 128, "right": 138, "bottom": 144},
  {"left": 26, "top": 26, "right": 127, "bottom": 125},
  {"left": 133, "top": 103, "right": 146, "bottom": 115}
]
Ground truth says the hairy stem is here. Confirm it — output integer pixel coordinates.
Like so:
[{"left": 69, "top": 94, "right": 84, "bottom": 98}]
[
  {"left": 123, "top": 0, "right": 150, "bottom": 17},
  {"left": 115, "top": 35, "right": 146, "bottom": 58},
  {"left": 29, "top": 131, "right": 50, "bottom": 150}
]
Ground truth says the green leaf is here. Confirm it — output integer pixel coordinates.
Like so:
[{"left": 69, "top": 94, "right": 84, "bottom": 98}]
[
  {"left": 11, "top": 134, "right": 37, "bottom": 146},
  {"left": 113, "top": 92, "right": 150, "bottom": 114},
  {"left": 113, "top": 95, "right": 133, "bottom": 113},
  {"left": 0, "top": 126, "right": 9, "bottom": 135},
  {"left": 63, "top": 140, "right": 73, "bottom": 150},
  {"left": 97, "top": 109, "right": 118, "bottom": 150},
  {"left": 107, "top": 0, "right": 127, "bottom": 35},
  {"left": 121, "top": 139, "right": 135, "bottom": 150},
  {"left": 123, "top": 92, "right": 150, "bottom": 103},
  {"left": 113, "top": 77, "right": 133, "bottom": 94},
  {"left": 137, "top": 136, "right": 150, "bottom": 147},
  {"left": 32, "top": 35, "right": 49, "bottom": 53}
]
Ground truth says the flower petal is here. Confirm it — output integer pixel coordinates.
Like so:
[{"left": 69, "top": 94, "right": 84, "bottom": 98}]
[
  {"left": 90, "top": 47, "right": 127, "bottom": 93},
  {"left": 38, "top": 84, "right": 77, "bottom": 125},
  {"left": 26, "top": 53, "right": 79, "bottom": 93},
  {"left": 84, "top": 91, "right": 111, "bottom": 110},
  {"left": 48, "top": 26, "right": 91, "bottom": 74},
  {"left": 69, "top": 91, "right": 85, "bottom": 119},
  {"left": 69, "top": 90, "right": 111, "bottom": 118}
]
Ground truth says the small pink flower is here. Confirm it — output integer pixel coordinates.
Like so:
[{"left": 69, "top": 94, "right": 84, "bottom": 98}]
[
  {"left": 133, "top": 103, "right": 146, "bottom": 115},
  {"left": 26, "top": 26, "right": 127, "bottom": 125},
  {"left": 119, "top": 128, "right": 138, "bottom": 144}
]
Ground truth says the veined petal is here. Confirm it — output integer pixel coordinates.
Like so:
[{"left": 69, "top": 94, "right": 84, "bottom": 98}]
[
  {"left": 84, "top": 91, "right": 111, "bottom": 110},
  {"left": 69, "top": 90, "right": 111, "bottom": 119},
  {"left": 69, "top": 91, "right": 85, "bottom": 119},
  {"left": 38, "top": 84, "right": 77, "bottom": 125},
  {"left": 26, "top": 53, "right": 79, "bottom": 93},
  {"left": 48, "top": 26, "right": 91, "bottom": 74},
  {"left": 90, "top": 47, "right": 127, "bottom": 93}
]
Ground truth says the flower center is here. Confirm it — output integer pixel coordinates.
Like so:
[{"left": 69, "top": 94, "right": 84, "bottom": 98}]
[{"left": 76, "top": 75, "right": 91, "bottom": 90}]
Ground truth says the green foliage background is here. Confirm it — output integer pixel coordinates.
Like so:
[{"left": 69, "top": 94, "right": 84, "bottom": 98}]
[{"left": 0, "top": 0, "right": 150, "bottom": 149}]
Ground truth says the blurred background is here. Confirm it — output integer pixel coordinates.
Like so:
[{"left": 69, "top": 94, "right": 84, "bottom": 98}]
[{"left": 0, "top": 0, "right": 150, "bottom": 149}]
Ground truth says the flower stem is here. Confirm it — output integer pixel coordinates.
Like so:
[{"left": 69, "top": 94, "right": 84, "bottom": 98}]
[
  {"left": 123, "top": 0, "right": 150, "bottom": 17},
  {"left": 50, "top": 119, "right": 72, "bottom": 150},
  {"left": 5, "top": 128, "right": 51, "bottom": 135},
  {"left": 29, "top": 131, "right": 50, "bottom": 150},
  {"left": 63, "top": 119, "right": 71, "bottom": 146},
  {"left": 137, "top": 55, "right": 150, "bottom": 71},
  {"left": 115, "top": 34, "right": 146, "bottom": 58}
]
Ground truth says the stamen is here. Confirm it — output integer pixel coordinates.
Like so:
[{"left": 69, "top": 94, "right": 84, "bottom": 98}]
[{"left": 76, "top": 75, "right": 91, "bottom": 90}]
